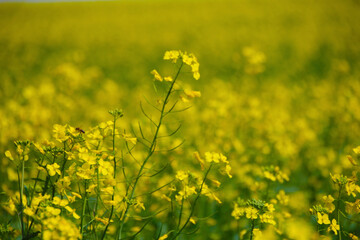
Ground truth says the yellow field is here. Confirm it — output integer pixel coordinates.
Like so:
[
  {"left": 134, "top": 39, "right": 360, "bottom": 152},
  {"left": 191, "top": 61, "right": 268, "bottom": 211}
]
[{"left": 1, "top": 0, "right": 360, "bottom": 239}]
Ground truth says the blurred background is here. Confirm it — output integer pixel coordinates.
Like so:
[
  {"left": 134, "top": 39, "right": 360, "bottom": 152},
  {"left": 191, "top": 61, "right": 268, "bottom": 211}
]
[{"left": 1, "top": 0, "right": 360, "bottom": 238}]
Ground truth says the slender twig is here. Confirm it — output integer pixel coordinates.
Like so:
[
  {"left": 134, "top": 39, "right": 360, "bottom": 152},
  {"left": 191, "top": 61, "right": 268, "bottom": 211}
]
[
  {"left": 337, "top": 185, "right": 342, "bottom": 240},
  {"left": 249, "top": 219, "right": 255, "bottom": 240},
  {"left": 117, "top": 62, "right": 184, "bottom": 240},
  {"left": 101, "top": 114, "right": 119, "bottom": 240}
]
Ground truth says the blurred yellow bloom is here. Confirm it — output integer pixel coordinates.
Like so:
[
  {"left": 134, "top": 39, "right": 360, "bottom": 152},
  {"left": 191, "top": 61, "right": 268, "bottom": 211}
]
[
  {"left": 53, "top": 196, "right": 69, "bottom": 207},
  {"left": 232, "top": 203, "right": 245, "bottom": 219},
  {"left": 76, "top": 163, "right": 93, "bottom": 179},
  {"left": 224, "top": 164, "right": 232, "bottom": 178},
  {"left": 151, "top": 69, "right": 163, "bottom": 81},
  {"left": 24, "top": 207, "right": 35, "bottom": 217},
  {"left": 122, "top": 133, "right": 137, "bottom": 145},
  {"left": 276, "top": 190, "right": 289, "bottom": 205},
  {"left": 53, "top": 124, "right": 68, "bottom": 142},
  {"left": 205, "top": 152, "right": 220, "bottom": 163},
  {"left": 193, "top": 71, "right": 200, "bottom": 80},
  {"left": 46, "top": 206, "right": 61, "bottom": 216},
  {"left": 5, "top": 150, "right": 14, "bottom": 161},
  {"left": 353, "top": 146, "right": 360, "bottom": 154},
  {"left": 164, "top": 50, "right": 180, "bottom": 62},
  {"left": 159, "top": 233, "right": 169, "bottom": 240},
  {"left": 65, "top": 206, "right": 80, "bottom": 219},
  {"left": 101, "top": 186, "right": 114, "bottom": 195},
  {"left": 347, "top": 155, "right": 358, "bottom": 166},
  {"left": 349, "top": 233, "right": 359, "bottom": 240},
  {"left": 175, "top": 170, "right": 188, "bottom": 181},
  {"left": 346, "top": 182, "right": 360, "bottom": 197},
  {"left": 322, "top": 195, "right": 335, "bottom": 213},
  {"left": 193, "top": 151, "right": 205, "bottom": 170},
  {"left": 245, "top": 207, "right": 258, "bottom": 219},
  {"left": 184, "top": 89, "right": 201, "bottom": 99},
  {"left": 164, "top": 76, "right": 173, "bottom": 82}
]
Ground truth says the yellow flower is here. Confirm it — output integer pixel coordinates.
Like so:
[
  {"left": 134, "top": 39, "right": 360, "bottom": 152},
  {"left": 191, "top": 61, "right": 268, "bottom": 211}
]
[
  {"left": 101, "top": 186, "right": 114, "bottom": 195},
  {"left": 177, "top": 186, "right": 197, "bottom": 202},
  {"left": 175, "top": 170, "right": 188, "bottom": 181},
  {"left": 194, "top": 151, "right": 205, "bottom": 170},
  {"left": 345, "top": 199, "right": 360, "bottom": 214},
  {"left": 184, "top": 89, "right": 201, "bottom": 98},
  {"left": 253, "top": 229, "right": 262, "bottom": 240},
  {"left": 53, "top": 124, "right": 68, "bottom": 142},
  {"left": 122, "top": 133, "right": 137, "bottom": 145},
  {"left": 65, "top": 206, "right": 80, "bottom": 219},
  {"left": 53, "top": 196, "right": 69, "bottom": 207},
  {"left": 347, "top": 155, "right": 358, "bottom": 166},
  {"left": 353, "top": 146, "right": 360, "bottom": 155},
  {"left": 260, "top": 212, "right": 276, "bottom": 225},
  {"left": 46, "top": 206, "right": 61, "bottom": 216},
  {"left": 24, "top": 207, "right": 35, "bottom": 217},
  {"left": 5, "top": 150, "right": 14, "bottom": 161},
  {"left": 150, "top": 69, "right": 163, "bottom": 81},
  {"left": 276, "top": 190, "right": 289, "bottom": 205},
  {"left": 76, "top": 162, "right": 93, "bottom": 179},
  {"left": 159, "top": 233, "right": 169, "bottom": 240},
  {"left": 327, "top": 219, "right": 340, "bottom": 235},
  {"left": 161, "top": 194, "right": 171, "bottom": 202},
  {"left": 205, "top": 152, "right": 220, "bottom": 163},
  {"left": 164, "top": 50, "right": 180, "bottom": 62},
  {"left": 99, "top": 159, "right": 113, "bottom": 176},
  {"left": 182, "top": 53, "right": 196, "bottom": 66},
  {"left": 86, "top": 183, "right": 98, "bottom": 193},
  {"left": 47, "top": 163, "right": 61, "bottom": 176},
  {"left": 232, "top": 203, "right": 245, "bottom": 219},
  {"left": 265, "top": 203, "right": 275, "bottom": 212},
  {"left": 164, "top": 76, "right": 173, "bottom": 82},
  {"left": 224, "top": 164, "right": 232, "bottom": 178},
  {"left": 317, "top": 212, "right": 330, "bottom": 225},
  {"left": 349, "top": 233, "right": 359, "bottom": 240},
  {"left": 322, "top": 195, "right": 335, "bottom": 213},
  {"left": 346, "top": 182, "right": 360, "bottom": 197},
  {"left": 245, "top": 207, "right": 258, "bottom": 219},
  {"left": 193, "top": 71, "right": 200, "bottom": 80}
]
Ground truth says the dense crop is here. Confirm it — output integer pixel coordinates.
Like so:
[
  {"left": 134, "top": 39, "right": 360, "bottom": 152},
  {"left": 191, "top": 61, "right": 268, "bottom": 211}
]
[{"left": 1, "top": 0, "right": 360, "bottom": 239}]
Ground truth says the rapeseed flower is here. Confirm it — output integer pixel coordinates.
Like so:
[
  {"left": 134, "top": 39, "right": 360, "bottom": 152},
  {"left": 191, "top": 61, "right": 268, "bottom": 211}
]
[
  {"left": 327, "top": 219, "right": 340, "bottom": 235},
  {"left": 150, "top": 69, "right": 163, "bottom": 81},
  {"left": 317, "top": 212, "right": 330, "bottom": 225},
  {"left": 47, "top": 163, "right": 61, "bottom": 176}
]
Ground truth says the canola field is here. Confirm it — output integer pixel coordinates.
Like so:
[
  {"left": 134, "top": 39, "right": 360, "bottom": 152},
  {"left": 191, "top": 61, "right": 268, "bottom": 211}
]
[{"left": 1, "top": 0, "right": 360, "bottom": 239}]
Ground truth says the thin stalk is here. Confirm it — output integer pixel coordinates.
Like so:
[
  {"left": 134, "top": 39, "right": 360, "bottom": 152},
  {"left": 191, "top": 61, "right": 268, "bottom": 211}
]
[
  {"left": 337, "top": 185, "right": 342, "bottom": 240},
  {"left": 249, "top": 219, "right": 255, "bottom": 240},
  {"left": 17, "top": 161, "right": 25, "bottom": 239},
  {"left": 101, "top": 115, "right": 118, "bottom": 240},
  {"left": 117, "top": 62, "right": 184, "bottom": 240},
  {"left": 177, "top": 198, "right": 185, "bottom": 230},
  {"left": 80, "top": 180, "right": 88, "bottom": 236}
]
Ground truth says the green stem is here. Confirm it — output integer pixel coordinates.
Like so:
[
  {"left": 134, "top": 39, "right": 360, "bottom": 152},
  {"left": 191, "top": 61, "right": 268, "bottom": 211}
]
[
  {"left": 80, "top": 180, "right": 88, "bottom": 236},
  {"left": 17, "top": 161, "right": 25, "bottom": 239},
  {"left": 337, "top": 185, "right": 342, "bottom": 240},
  {"left": 249, "top": 219, "right": 255, "bottom": 240},
  {"left": 101, "top": 115, "right": 118, "bottom": 240},
  {"left": 117, "top": 62, "right": 184, "bottom": 240},
  {"left": 177, "top": 198, "right": 185, "bottom": 230}
]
